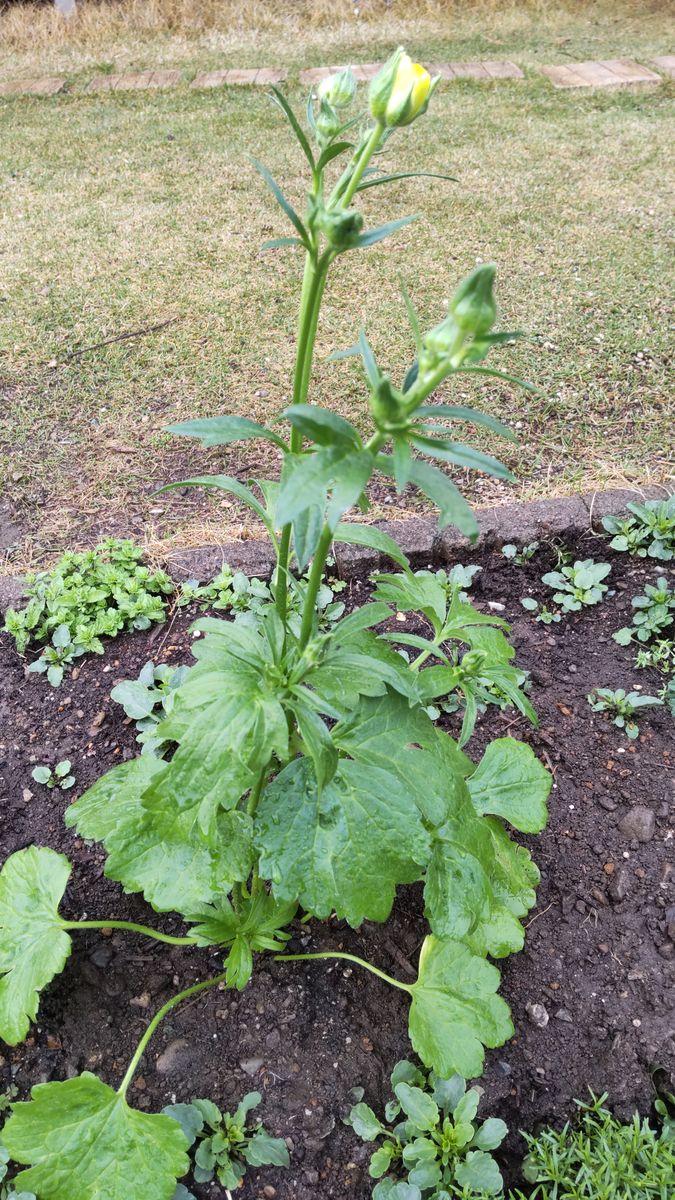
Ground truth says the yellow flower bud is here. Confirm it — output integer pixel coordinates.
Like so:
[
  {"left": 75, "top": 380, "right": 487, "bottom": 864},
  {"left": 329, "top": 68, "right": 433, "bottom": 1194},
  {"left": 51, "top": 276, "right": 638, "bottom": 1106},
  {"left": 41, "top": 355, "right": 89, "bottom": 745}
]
[{"left": 369, "top": 48, "right": 438, "bottom": 128}]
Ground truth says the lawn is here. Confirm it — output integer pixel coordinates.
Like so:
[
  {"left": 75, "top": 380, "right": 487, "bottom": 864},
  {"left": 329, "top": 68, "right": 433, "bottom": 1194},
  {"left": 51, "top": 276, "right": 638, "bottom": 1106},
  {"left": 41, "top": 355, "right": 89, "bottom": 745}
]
[{"left": 0, "top": 1, "right": 673, "bottom": 571}]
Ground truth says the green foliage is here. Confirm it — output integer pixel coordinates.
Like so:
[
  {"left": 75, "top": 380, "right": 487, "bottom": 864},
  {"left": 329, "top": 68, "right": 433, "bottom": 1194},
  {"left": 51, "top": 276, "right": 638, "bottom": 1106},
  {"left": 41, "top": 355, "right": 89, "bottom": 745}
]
[
  {"left": 520, "top": 598, "right": 561, "bottom": 625},
  {"left": 501, "top": 542, "right": 539, "bottom": 566},
  {"left": 347, "top": 1059, "right": 506, "bottom": 1197},
  {"left": 111, "top": 660, "right": 190, "bottom": 756},
  {"left": 163, "top": 1091, "right": 289, "bottom": 1192},
  {"left": 613, "top": 577, "right": 675, "bottom": 647},
  {"left": 602, "top": 496, "right": 675, "bottom": 561},
  {"left": 0, "top": 848, "right": 73, "bottom": 1046},
  {"left": 587, "top": 687, "right": 663, "bottom": 739},
  {"left": 0, "top": 1138, "right": 36, "bottom": 1200},
  {"left": 30, "top": 759, "right": 75, "bottom": 790},
  {"left": 540, "top": 560, "right": 611, "bottom": 613},
  {"left": 373, "top": 568, "right": 537, "bottom": 747},
  {"left": 510, "top": 1092, "right": 675, "bottom": 1199},
  {"left": 3, "top": 539, "right": 173, "bottom": 685},
  {"left": 2, "top": 1074, "right": 190, "bottom": 1200}
]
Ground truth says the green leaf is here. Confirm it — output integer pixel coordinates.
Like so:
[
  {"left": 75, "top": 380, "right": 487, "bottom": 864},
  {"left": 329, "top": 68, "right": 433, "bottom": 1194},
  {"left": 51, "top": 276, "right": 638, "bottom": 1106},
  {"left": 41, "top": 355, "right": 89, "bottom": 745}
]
[
  {"left": 291, "top": 700, "right": 338, "bottom": 790},
  {"left": 166, "top": 416, "right": 286, "bottom": 450},
  {"left": 256, "top": 757, "right": 430, "bottom": 926},
  {"left": 109, "top": 679, "right": 157, "bottom": 720},
  {"left": 472, "top": 1117, "right": 508, "bottom": 1150},
  {"left": 251, "top": 157, "right": 310, "bottom": 245},
  {"left": 283, "top": 404, "right": 360, "bottom": 448},
  {"left": 467, "top": 738, "right": 551, "bottom": 832},
  {"left": 357, "top": 329, "right": 381, "bottom": 386},
  {"left": 416, "top": 403, "right": 517, "bottom": 442},
  {"left": 270, "top": 86, "right": 315, "bottom": 168},
  {"left": 370, "top": 1144, "right": 397, "bottom": 1180},
  {"left": 454, "top": 1149, "right": 503, "bottom": 1194},
  {"left": 354, "top": 214, "right": 418, "bottom": 249},
  {"left": 244, "top": 1131, "right": 290, "bottom": 1168},
  {"left": 30, "top": 765, "right": 52, "bottom": 785},
  {"left": 462, "top": 818, "right": 540, "bottom": 959},
  {"left": 388, "top": 457, "right": 478, "bottom": 539},
  {"left": 408, "top": 937, "right": 513, "bottom": 1078},
  {"left": 3, "top": 1073, "right": 190, "bottom": 1200},
  {"left": 276, "top": 447, "right": 371, "bottom": 527},
  {"left": 261, "top": 236, "right": 304, "bottom": 250},
  {"left": 453, "top": 365, "right": 538, "bottom": 393},
  {"left": 316, "top": 141, "right": 354, "bottom": 171},
  {"left": 156, "top": 476, "right": 272, "bottom": 530},
  {"left": 0, "top": 848, "right": 72, "bottom": 1045},
  {"left": 408, "top": 1159, "right": 443, "bottom": 1189},
  {"left": 423, "top": 790, "right": 495, "bottom": 940},
  {"left": 334, "top": 522, "right": 410, "bottom": 570},
  {"left": 357, "top": 170, "right": 457, "bottom": 192},
  {"left": 293, "top": 505, "right": 324, "bottom": 572},
  {"left": 411, "top": 436, "right": 514, "bottom": 481},
  {"left": 162, "top": 1102, "right": 204, "bottom": 1146},
  {"left": 348, "top": 1102, "right": 384, "bottom": 1141},
  {"left": 393, "top": 1083, "right": 439, "bottom": 1132}
]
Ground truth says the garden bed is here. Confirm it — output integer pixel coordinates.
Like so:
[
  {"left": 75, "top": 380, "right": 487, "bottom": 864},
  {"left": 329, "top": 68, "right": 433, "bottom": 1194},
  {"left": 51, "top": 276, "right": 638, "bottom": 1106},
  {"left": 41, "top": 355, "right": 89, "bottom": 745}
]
[{"left": 0, "top": 533, "right": 673, "bottom": 1198}]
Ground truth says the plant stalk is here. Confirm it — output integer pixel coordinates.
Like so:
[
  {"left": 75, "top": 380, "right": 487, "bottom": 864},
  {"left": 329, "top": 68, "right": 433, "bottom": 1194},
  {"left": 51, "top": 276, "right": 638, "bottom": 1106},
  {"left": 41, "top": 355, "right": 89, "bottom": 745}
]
[
  {"left": 275, "top": 950, "right": 413, "bottom": 993},
  {"left": 60, "top": 919, "right": 196, "bottom": 947},
  {"left": 117, "top": 971, "right": 228, "bottom": 1098},
  {"left": 298, "top": 523, "right": 334, "bottom": 649}
]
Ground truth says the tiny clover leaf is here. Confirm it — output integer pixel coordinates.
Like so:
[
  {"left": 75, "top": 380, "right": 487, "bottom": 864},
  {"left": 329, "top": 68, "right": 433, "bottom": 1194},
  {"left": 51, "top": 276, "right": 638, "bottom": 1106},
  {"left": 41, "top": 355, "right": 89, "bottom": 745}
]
[
  {"left": 0, "top": 848, "right": 73, "bottom": 1045},
  {"left": 408, "top": 936, "right": 513, "bottom": 1078},
  {"left": 3, "top": 1073, "right": 190, "bottom": 1200}
]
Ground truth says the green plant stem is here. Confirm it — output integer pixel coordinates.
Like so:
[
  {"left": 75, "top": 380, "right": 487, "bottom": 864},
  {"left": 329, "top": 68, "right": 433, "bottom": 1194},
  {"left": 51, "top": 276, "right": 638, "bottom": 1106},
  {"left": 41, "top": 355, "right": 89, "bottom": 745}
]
[
  {"left": 298, "top": 523, "right": 334, "bottom": 649},
  {"left": 117, "top": 972, "right": 228, "bottom": 1098},
  {"left": 331, "top": 122, "right": 384, "bottom": 209},
  {"left": 275, "top": 950, "right": 413, "bottom": 993},
  {"left": 60, "top": 919, "right": 196, "bottom": 947}
]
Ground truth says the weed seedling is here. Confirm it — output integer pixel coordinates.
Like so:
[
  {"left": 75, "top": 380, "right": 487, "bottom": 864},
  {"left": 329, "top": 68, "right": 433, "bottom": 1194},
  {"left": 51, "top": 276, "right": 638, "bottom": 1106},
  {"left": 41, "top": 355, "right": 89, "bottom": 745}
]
[
  {"left": 587, "top": 688, "right": 663, "bottom": 739},
  {"left": 111, "top": 661, "right": 189, "bottom": 756},
  {"left": 30, "top": 761, "right": 75, "bottom": 791},
  {"left": 602, "top": 496, "right": 675, "bottom": 561},
  {"left": 502, "top": 541, "right": 539, "bottom": 565},
  {"left": 347, "top": 1059, "right": 506, "bottom": 1196},
  {"left": 541, "top": 559, "right": 611, "bottom": 612},
  {"left": 520, "top": 598, "right": 561, "bottom": 624},
  {"left": 614, "top": 577, "right": 675, "bottom": 646},
  {"left": 163, "top": 1092, "right": 289, "bottom": 1193}
]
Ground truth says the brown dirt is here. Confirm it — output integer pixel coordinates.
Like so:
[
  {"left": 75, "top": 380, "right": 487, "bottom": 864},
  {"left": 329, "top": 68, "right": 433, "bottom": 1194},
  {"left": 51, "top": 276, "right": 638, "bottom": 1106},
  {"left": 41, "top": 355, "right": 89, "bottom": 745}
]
[{"left": 0, "top": 538, "right": 673, "bottom": 1197}]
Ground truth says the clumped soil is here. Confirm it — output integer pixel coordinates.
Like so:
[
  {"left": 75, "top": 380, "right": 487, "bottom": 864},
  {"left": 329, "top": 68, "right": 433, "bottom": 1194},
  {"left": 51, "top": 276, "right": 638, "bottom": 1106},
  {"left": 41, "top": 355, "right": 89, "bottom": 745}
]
[{"left": 0, "top": 538, "right": 673, "bottom": 1198}]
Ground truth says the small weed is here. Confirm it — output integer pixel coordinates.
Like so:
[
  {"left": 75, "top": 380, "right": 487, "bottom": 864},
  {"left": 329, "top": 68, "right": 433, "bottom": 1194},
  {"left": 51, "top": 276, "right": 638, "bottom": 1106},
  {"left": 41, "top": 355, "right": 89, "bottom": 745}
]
[
  {"left": 110, "top": 661, "right": 189, "bottom": 757},
  {"left": 501, "top": 542, "right": 539, "bottom": 566},
  {"left": 177, "top": 564, "right": 345, "bottom": 629},
  {"left": 520, "top": 598, "right": 561, "bottom": 624},
  {"left": 30, "top": 760, "right": 75, "bottom": 791},
  {"left": 614, "top": 577, "right": 675, "bottom": 647},
  {"left": 3, "top": 540, "right": 174, "bottom": 685},
  {"left": 163, "top": 1092, "right": 289, "bottom": 1193},
  {"left": 541, "top": 559, "right": 611, "bottom": 613},
  {"left": 587, "top": 687, "right": 663, "bottom": 739},
  {"left": 346, "top": 1059, "right": 506, "bottom": 1197},
  {"left": 602, "top": 496, "right": 675, "bottom": 562}
]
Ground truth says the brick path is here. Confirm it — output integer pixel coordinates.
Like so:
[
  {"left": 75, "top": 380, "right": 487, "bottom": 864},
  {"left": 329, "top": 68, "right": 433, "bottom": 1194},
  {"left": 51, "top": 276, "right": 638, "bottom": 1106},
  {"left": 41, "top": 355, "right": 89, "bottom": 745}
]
[{"left": 0, "top": 55, "right": 671, "bottom": 99}]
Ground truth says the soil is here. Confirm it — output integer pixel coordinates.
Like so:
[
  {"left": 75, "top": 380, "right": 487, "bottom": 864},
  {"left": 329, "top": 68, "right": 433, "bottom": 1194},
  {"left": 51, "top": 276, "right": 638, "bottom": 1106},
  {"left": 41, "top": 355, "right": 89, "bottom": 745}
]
[{"left": 0, "top": 537, "right": 673, "bottom": 1198}]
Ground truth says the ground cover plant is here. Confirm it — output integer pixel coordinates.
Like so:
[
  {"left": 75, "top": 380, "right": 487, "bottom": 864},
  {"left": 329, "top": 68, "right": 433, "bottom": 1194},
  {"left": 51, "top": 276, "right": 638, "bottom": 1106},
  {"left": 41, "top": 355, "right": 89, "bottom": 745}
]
[
  {"left": 0, "top": 55, "right": 553, "bottom": 1198},
  {"left": 602, "top": 496, "right": 675, "bottom": 562},
  {"left": 163, "top": 1091, "right": 289, "bottom": 1193},
  {"left": 2, "top": 539, "right": 173, "bottom": 684},
  {"left": 586, "top": 687, "right": 663, "bottom": 740}
]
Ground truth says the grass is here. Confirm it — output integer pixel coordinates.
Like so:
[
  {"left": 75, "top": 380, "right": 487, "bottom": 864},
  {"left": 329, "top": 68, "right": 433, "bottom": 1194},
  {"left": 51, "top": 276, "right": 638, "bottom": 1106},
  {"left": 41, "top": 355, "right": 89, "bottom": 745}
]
[{"left": 0, "top": 3, "right": 674, "bottom": 571}]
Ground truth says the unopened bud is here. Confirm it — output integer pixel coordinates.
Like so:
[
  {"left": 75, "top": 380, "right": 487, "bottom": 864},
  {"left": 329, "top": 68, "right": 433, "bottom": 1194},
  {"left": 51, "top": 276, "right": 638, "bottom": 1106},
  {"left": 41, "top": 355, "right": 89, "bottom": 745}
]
[
  {"left": 369, "top": 376, "right": 406, "bottom": 429},
  {"left": 449, "top": 264, "right": 497, "bottom": 337},
  {"left": 317, "top": 66, "right": 356, "bottom": 109},
  {"left": 370, "top": 47, "right": 437, "bottom": 128},
  {"left": 316, "top": 206, "right": 364, "bottom": 250}
]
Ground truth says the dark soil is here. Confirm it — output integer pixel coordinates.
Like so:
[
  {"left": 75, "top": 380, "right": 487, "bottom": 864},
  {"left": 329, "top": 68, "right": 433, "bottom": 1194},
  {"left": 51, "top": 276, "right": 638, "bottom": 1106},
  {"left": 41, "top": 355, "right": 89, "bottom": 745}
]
[{"left": 0, "top": 537, "right": 673, "bottom": 1198}]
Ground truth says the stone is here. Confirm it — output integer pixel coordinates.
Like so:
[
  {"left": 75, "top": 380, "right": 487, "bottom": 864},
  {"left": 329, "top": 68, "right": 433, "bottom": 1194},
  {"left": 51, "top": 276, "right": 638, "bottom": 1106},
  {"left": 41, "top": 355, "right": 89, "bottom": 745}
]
[
  {"left": 582, "top": 485, "right": 672, "bottom": 527},
  {"left": 618, "top": 806, "right": 655, "bottom": 844},
  {"left": 374, "top": 518, "right": 436, "bottom": 569},
  {"left": 0, "top": 77, "right": 65, "bottom": 97},
  {"left": 482, "top": 61, "right": 525, "bottom": 80},
  {"left": 541, "top": 60, "right": 660, "bottom": 89},
  {"left": 447, "top": 61, "right": 491, "bottom": 80},
  {"left": 350, "top": 63, "right": 383, "bottom": 81},
  {"left": 299, "top": 66, "right": 337, "bottom": 85},
  {"left": 240, "top": 1056, "right": 264, "bottom": 1076},
  {"left": 165, "top": 540, "right": 276, "bottom": 582},
  {"left": 191, "top": 69, "right": 230, "bottom": 89},
  {"left": 608, "top": 866, "right": 631, "bottom": 904},
  {"left": 254, "top": 68, "right": 288, "bottom": 85},
  {"left": 224, "top": 69, "right": 263, "bottom": 85},
  {"left": 555, "top": 1009, "right": 573, "bottom": 1023},
  {"left": 155, "top": 1038, "right": 190, "bottom": 1074},
  {"left": 653, "top": 55, "right": 675, "bottom": 78},
  {"left": 87, "top": 70, "right": 180, "bottom": 93},
  {"left": 525, "top": 1001, "right": 549, "bottom": 1028},
  {"left": 333, "top": 539, "right": 381, "bottom": 579}
]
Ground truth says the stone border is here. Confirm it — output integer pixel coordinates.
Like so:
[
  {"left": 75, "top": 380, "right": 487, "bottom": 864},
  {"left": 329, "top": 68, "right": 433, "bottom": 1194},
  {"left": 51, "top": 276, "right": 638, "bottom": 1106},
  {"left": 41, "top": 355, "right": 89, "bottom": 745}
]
[
  {"left": 161, "top": 484, "right": 672, "bottom": 585},
  {"left": 1, "top": 56, "right": 672, "bottom": 99},
  {"left": 0, "top": 485, "right": 671, "bottom": 612}
]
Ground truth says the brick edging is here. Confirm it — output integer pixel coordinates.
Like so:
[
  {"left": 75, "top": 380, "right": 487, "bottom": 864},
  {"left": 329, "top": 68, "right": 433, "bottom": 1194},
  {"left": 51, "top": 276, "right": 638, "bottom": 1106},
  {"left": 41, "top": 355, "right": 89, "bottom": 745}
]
[{"left": 0, "top": 485, "right": 670, "bottom": 612}]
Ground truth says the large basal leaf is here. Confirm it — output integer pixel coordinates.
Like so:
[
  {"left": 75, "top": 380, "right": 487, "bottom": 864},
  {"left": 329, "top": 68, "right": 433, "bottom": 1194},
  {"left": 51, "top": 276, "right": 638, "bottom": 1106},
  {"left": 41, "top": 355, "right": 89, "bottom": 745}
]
[
  {"left": 256, "top": 757, "right": 430, "bottom": 926},
  {"left": 308, "top": 630, "right": 420, "bottom": 714},
  {"left": 423, "top": 794, "right": 495, "bottom": 941},
  {"left": 466, "top": 738, "right": 550, "bottom": 832},
  {"left": 408, "top": 937, "right": 513, "bottom": 1078},
  {"left": 3, "top": 1073, "right": 190, "bottom": 1200},
  {"left": 0, "top": 847, "right": 72, "bottom": 1045},
  {"left": 462, "top": 818, "right": 540, "bottom": 959}
]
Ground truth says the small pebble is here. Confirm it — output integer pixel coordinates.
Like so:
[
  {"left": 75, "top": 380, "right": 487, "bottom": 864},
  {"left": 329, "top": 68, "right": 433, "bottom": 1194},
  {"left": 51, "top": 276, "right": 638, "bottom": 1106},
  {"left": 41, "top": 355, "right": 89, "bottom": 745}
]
[{"left": 526, "top": 1002, "right": 549, "bottom": 1028}]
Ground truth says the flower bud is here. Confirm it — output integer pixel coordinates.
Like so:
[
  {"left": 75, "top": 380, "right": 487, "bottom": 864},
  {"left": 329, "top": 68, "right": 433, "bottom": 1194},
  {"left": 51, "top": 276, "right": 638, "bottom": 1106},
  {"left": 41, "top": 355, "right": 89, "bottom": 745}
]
[
  {"left": 317, "top": 66, "right": 356, "bottom": 109},
  {"left": 369, "top": 376, "right": 406, "bottom": 430},
  {"left": 418, "top": 315, "right": 463, "bottom": 379},
  {"left": 369, "top": 47, "right": 438, "bottom": 128},
  {"left": 316, "top": 98, "right": 343, "bottom": 147},
  {"left": 316, "top": 206, "right": 364, "bottom": 250},
  {"left": 460, "top": 649, "right": 487, "bottom": 676},
  {"left": 449, "top": 264, "right": 497, "bottom": 337}
]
